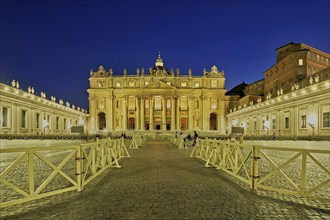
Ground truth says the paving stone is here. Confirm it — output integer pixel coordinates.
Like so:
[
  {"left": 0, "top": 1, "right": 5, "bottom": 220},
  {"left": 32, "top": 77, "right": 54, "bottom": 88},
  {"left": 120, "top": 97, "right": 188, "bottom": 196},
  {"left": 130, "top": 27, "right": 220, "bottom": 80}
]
[{"left": 1, "top": 141, "right": 329, "bottom": 219}]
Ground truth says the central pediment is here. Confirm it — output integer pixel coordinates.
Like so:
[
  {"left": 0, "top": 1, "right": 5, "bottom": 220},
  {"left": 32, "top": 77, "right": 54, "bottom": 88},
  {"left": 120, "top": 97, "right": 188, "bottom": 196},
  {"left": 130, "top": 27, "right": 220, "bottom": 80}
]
[{"left": 144, "top": 80, "right": 176, "bottom": 89}]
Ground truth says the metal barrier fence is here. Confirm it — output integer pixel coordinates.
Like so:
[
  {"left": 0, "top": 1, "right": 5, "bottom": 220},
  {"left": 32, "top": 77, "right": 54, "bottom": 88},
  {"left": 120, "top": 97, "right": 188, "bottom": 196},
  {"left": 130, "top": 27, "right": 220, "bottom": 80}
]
[
  {"left": 190, "top": 138, "right": 330, "bottom": 202},
  {"left": 0, "top": 137, "right": 130, "bottom": 208}
]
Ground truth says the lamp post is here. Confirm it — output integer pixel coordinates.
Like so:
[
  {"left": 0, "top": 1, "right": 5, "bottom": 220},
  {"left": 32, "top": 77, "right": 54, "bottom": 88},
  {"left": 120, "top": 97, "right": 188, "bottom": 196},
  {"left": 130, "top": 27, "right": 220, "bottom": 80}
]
[{"left": 308, "top": 114, "right": 317, "bottom": 136}]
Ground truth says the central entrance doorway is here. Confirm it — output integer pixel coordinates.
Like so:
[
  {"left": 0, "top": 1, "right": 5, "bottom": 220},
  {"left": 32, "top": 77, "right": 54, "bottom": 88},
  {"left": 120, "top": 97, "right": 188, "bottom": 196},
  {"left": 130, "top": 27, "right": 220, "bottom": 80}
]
[
  {"left": 128, "top": 118, "right": 135, "bottom": 130},
  {"left": 154, "top": 118, "right": 161, "bottom": 130}
]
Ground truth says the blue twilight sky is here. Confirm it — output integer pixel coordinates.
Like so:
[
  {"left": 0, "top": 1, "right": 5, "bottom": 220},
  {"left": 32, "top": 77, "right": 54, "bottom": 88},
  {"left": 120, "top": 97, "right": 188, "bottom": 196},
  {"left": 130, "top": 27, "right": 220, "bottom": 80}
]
[{"left": 1, "top": 0, "right": 329, "bottom": 110}]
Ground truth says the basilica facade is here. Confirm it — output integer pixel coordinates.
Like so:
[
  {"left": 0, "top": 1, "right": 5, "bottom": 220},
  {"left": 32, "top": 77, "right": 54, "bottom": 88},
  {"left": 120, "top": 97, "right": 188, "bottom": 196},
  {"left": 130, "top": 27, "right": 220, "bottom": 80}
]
[{"left": 88, "top": 54, "right": 227, "bottom": 134}]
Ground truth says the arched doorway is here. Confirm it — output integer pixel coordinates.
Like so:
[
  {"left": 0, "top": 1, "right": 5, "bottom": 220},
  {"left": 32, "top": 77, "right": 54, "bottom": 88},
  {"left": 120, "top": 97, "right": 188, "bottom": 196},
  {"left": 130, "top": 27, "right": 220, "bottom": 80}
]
[
  {"left": 145, "top": 121, "right": 149, "bottom": 130},
  {"left": 98, "top": 112, "right": 106, "bottom": 130},
  {"left": 154, "top": 118, "right": 161, "bottom": 130},
  {"left": 128, "top": 118, "right": 135, "bottom": 130},
  {"left": 210, "top": 113, "right": 217, "bottom": 130}
]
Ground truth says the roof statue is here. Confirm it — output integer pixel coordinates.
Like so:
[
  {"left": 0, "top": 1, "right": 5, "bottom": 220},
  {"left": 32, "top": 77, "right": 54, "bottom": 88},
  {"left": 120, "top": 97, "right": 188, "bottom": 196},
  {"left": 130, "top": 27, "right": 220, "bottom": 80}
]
[
  {"left": 90, "top": 65, "right": 108, "bottom": 77},
  {"left": 206, "top": 66, "right": 224, "bottom": 78}
]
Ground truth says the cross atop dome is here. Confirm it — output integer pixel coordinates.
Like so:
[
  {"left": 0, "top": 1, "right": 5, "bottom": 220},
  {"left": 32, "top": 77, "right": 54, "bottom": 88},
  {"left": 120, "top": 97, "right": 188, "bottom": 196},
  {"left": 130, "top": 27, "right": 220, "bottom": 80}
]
[{"left": 155, "top": 52, "right": 164, "bottom": 67}]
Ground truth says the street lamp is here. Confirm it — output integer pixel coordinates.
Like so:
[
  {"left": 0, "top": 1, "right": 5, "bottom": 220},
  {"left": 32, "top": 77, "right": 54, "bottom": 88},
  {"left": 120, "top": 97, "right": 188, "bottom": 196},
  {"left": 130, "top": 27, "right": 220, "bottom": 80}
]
[{"left": 308, "top": 115, "right": 317, "bottom": 136}]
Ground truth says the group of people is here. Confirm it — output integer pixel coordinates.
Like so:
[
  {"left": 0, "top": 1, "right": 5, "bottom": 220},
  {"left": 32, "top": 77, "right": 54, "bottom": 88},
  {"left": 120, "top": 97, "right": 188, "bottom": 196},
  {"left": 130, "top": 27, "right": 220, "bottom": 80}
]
[{"left": 174, "top": 131, "right": 199, "bottom": 146}]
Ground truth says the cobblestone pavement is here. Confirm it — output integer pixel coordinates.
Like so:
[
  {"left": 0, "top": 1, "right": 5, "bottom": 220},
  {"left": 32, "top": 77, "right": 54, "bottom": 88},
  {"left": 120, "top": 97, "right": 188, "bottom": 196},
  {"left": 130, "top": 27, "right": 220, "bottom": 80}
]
[{"left": 1, "top": 141, "right": 329, "bottom": 220}]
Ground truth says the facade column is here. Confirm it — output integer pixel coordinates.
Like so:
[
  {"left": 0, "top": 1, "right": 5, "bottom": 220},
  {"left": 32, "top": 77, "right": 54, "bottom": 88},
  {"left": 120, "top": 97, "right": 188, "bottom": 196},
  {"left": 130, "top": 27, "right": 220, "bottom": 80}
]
[
  {"left": 171, "top": 97, "right": 175, "bottom": 131},
  {"left": 188, "top": 97, "right": 194, "bottom": 131},
  {"left": 106, "top": 95, "right": 113, "bottom": 132},
  {"left": 162, "top": 97, "right": 166, "bottom": 130},
  {"left": 219, "top": 99, "right": 225, "bottom": 134},
  {"left": 135, "top": 96, "right": 140, "bottom": 130},
  {"left": 28, "top": 108, "right": 33, "bottom": 135},
  {"left": 176, "top": 97, "right": 180, "bottom": 130},
  {"left": 140, "top": 97, "right": 145, "bottom": 130},
  {"left": 150, "top": 97, "right": 154, "bottom": 130},
  {"left": 89, "top": 96, "right": 96, "bottom": 133},
  {"left": 199, "top": 96, "right": 203, "bottom": 130},
  {"left": 294, "top": 105, "right": 298, "bottom": 137},
  {"left": 121, "top": 96, "right": 127, "bottom": 130},
  {"left": 202, "top": 96, "right": 208, "bottom": 130}
]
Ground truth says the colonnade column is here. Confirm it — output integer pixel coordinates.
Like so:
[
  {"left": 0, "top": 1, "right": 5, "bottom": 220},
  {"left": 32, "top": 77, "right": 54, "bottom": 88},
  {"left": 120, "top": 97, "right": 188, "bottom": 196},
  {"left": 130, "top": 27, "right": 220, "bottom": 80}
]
[
  {"left": 171, "top": 97, "right": 175, "bottom": 131},
  {"left": 188, "top": 97, "right": 194, "bottom": 131},
  {"left": 162, "top": 97, "right": 166, "bottom": 130},
  {"left": 140, "top": 97, "right": 145, "bottom": 130},
  {"left": 150, "top": 97, "right": 153, "bottom": 130}
]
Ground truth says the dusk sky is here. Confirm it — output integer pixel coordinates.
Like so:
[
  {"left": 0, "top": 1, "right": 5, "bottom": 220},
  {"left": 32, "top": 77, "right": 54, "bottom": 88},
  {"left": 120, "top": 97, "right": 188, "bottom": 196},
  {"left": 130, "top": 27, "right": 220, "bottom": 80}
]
[{"left": 1, "top": 0, "right": 329, "bottom": 110}]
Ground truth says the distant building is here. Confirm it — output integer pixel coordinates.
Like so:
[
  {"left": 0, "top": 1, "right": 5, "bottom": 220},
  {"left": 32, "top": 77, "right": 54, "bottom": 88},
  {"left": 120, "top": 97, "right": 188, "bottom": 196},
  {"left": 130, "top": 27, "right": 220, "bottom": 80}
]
[
  {"left": 88, "top": 53, "right": 227, "bottom": 134},
  {"left": 1, "top": 42, "right": 329, "bottom": 138},
  {"left": 264, "top": 42, "right": 329, "bottom": 97},
  {"left": 227, "top": 42, "right": 330, "bottom": 137},
  {"left": 0, "top": 82, "right": 88, "bottom": 135}
]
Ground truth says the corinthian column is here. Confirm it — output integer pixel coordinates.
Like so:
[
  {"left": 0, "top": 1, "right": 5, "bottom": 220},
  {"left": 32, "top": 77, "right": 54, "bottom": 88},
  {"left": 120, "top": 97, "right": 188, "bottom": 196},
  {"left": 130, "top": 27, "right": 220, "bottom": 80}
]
[
  {"left": 162, "top": 97, "right": 166, "bottom": 130},
  {"left": 171, "top": 97, "right": 175, "bottom": 131},
  {"left": 135, "top": 96, "right": 140, "bottom": 130},
  {"left": 122, "top": 97, "right": 127, "bottom": 130},
  {"left": 106, "top": 95, "right": 113, "bottom": 131},
  {"left": 140, "top": 97, "right": 145, "bottom": 130},
  {"left": 188, "top": 96, "right": 194, "bottom": 131},
  {"left": 150, "top": 97, "right": 153, "bottom": 130},
  {"left": 176, "top": 96, "right": 180, "bottom": 130}
]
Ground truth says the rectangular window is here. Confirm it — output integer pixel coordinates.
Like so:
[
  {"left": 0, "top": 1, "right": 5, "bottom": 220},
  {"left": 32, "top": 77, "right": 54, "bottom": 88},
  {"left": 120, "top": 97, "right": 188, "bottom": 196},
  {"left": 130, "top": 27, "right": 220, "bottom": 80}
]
[
  {"left": 262, "top": 120, "right": 265, "bottom": 130},
  {"left": 323, "top": 112, "right": 330, "bottom": 128},
  {"left": 47, "top": 115, "right": 50, "bottom": 129},
  {"left": 128, "top": 81, "right": 135, "bottom": 87},
  {"left": 116, "top": 82, "right": 121, "bottom": 87},
  {"left": 253, "top": 119, "right": 257, "bottom": 130},
  {"left": 166, "top": 99, "right": 171, "bottom": 110},
  {"left": 285, "top": 117, "right": 289, "bottom": 129},
  {"left": 2, "top": 107, "right": 8, "bottom": 127},
  {"left": 301, "top": 115, "right": 307, "bottom": 128},
  {"left": 181, "top": 82, "right": 187, "bottom": 87},
  {"left": 22, "top": 110, "right": 27, "bottom": 128},
  {"left": 272, "top": 119, "right": 276, "bottom": 130},
  {"left": 298, "top": 59, "right": 303, "bottom": 66},
  {"left": 211, "top": 80, "right": 217, "bottom": 88},
  {"left": 145, "top": 99, "right": 150, "bottom": 109},
  {"left": 56, "top": 117, "right": 59, "bottom": 129},
  {"left": 154, "top": 96, "right": 161, "bottom": 110},
  {"left": 36, "top": 113, "right": 40, "bottom": 129}
]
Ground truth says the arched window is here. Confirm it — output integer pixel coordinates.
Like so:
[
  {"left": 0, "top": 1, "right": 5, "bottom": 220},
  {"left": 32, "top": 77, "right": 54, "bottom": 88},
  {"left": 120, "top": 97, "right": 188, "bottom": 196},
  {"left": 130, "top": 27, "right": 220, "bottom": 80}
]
[
  {"left": 98, "top": 112, "right": 106, "bottom": 130},
  {"left": 210, "top": 113, "right": 217, "bottom": 130}
]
